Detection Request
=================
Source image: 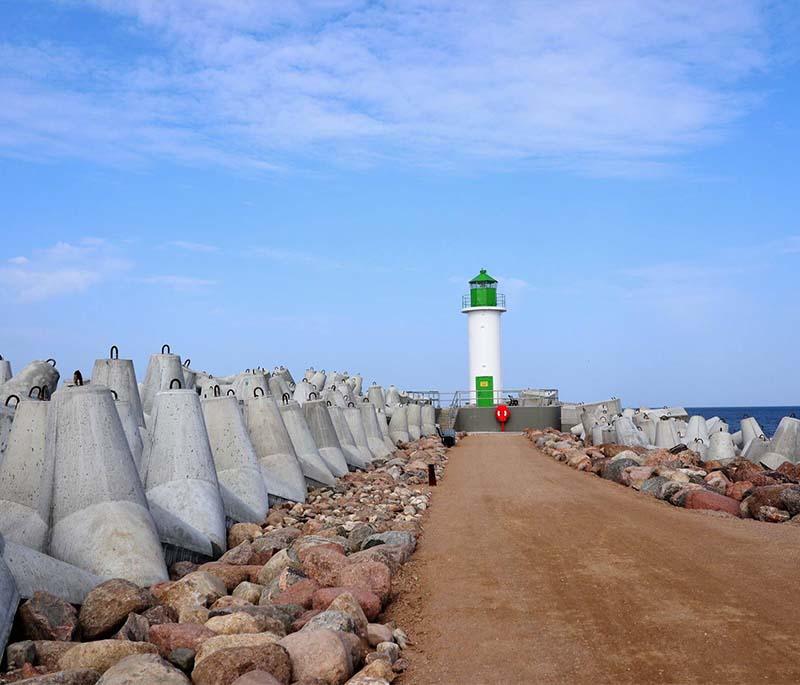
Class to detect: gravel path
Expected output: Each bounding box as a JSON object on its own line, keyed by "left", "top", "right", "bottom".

{"left": 389, "top": 433, "right": 800, "bottom": 684}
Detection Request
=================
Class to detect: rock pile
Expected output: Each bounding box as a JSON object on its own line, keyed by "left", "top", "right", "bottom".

{"left": 1, "top": 436, "right": 449, "bottom": 685}
{"left": 527, "top": 428, "right": 800, "bottom": 524}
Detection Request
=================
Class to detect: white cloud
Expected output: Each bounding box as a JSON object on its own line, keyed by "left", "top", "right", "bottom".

{"left": 0, "top": 0, "right": 770, "bottom": 175}
{"left": 0, "top": 239, "right": 132, "bottom": 302}
{"left": 140, "top": 275, "right": 216, "bottom": 290}
{"left": 250, "top": 246, "right": 345, "bottom": 269}
{"left": 167, "top": 240, "right": 219, "bottom": 253}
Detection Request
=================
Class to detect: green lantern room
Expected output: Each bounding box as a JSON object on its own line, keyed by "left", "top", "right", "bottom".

{"left": 469, "top": 269, "right": 498, "bottom": 307}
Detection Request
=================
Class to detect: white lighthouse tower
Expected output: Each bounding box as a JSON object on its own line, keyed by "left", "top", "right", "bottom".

{"left": 462, "top": 269, "right": 506, "bottom": 407}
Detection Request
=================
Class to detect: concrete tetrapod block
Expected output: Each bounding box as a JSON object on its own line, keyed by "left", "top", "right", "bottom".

{"left": 685, "top": 416, "right": 710, "bottom": 457}
{"left": 343, "top": 406, "right": 374, "bottom": 465}
{"left": 309, "top": 371, "right": 327, "bottom": 394}
{"left": 268, "top": 375, "right": 292, "bottom": 403}
{"left": 654, "top": 418, "right": 680, "bottom": 449}
{"left": 570, "top": 423, "right": 585, "bottom": 438}
{"left": 91, "top": 349, "right": 145, "bottom": 427}
{"left": 0, "top": 537, "right": 19, "bottom": 657}
{"left": 0, "top": 398, "right": 52, "bottom": 551}
{"left": 0, "top": 403, "right": 13, "bottom": 460}
{"left": 2, "top": 539, "right": 101, "bottom": 603}
{"left": 706, "top": 430, "right": 736, "bottom": 464}
{"left": 293, "top": 379, "right": 315, "bottom": 406}
{"left": 760, "top": 451, "right": 789, "bottom": 471}
{"left": 140, "top": 348, "right": 184, "bottom": 417}
{"left": 743, "top": 435, "right": 770, "bottom": 463}
{"left": 233, "top": 371, "right": 270, "bottom": 400}
{"left": 243, "top": 394, "right": 306, "bottom": 503}
{"left": 388, "top": 405, "right": 410, "bottom": 445}
{"left": 349, "top": 374, "right": 363, "bottom": 397}
{"left": 143, "top": 389, "right": 227, "bottom": 560}
{"left": 0, "top": 360, "right": 59, "bottom": 407}
{"left": 385, "top": 385, "right": 401, "bottom": 412}
{"left": 115, "top": 398, "right": 145, "bottom": 476}
{"left": 303, "top": 400, "right": 349, "bottom": 477}
{"left": 614, "top": 416, "right": 649, "bottom": 447}
{"left": 731, "top": 430, "right": 743, "bottom": 447}
{"left": 279, "top": 400, "right": 336, "bottom": 487}
{"left": 367, "top": 385, "right": 386, "bottom": 412}
{"left": 47, "top": 384, "right": 168, "bottom": 586}
{"left": 637, "top": 416, "right": 657, "bottom": 445}
{"left": 327, "top": 405, "right": 369, "bottom": 469}
{"left": 706, "top": 417, "right": 729, "bottom": 434}
{"left": 767, "top": 416, "right": 800, "bottom": 463}
{"left": 421, "top": 403, "right": 436, "bottom": 437}
{"left": 0, "top": 357, "right": 11, "bottom": 385}
{"left": 272, "top": 366, "right": 295, "bottom": 389}
{"left": 359, "top": 404, "right": 392, "bottom": 460}
{"left": 741, "top": 417, "right": 766, "bottom": 447}
{"left": 406, "top": 404, "right": 422, "bottom": 442}
{"left": 201, "top": 395, "right": 269, "bottom": 524}
{"left": 322, "top": 387, "right": 347, "bottom": 409}
{"left": 592, "top": 423, "right": 616, "bottom": 446}
{"left": 376, "top": 408, "right": 396, "bottom": 452}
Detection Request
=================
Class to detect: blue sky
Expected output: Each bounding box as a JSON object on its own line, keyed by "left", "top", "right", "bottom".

{"left": 1, "top": 0, "right": 799, "bottom": 406}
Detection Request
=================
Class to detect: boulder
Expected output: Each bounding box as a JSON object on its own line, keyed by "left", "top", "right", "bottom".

{"left": 58, "top": 641, "right": 158, "bottom": 674}
{"left": 726, "top": 481, "right": 754, "bottom": 502}
{"left": 757, "top": 506, "right": 791, "bottom": 523}
{"left": 601, "top": 458, "right": 640, "bottom": 484}
{"left": 337, "top": 562, "right": 391, "bottom": 602}
{"left": 256, "top": 551, "right": 299, "bottom": 587}
{"left": 300, "top": 610, "right": 356, "bottom": 634}
{"left": 232, "top": 582, "right": 264, "bottom": 605}
{"left": 12, "top": 671, "right": 101, "bottom": 684}
{"left": 231, "top": 671, "right": 283, "bottom": 685}
{"left": 95, "top": 653, "right": 190, "bottom": 684}
{"left": 326, "top": 592, "right": 368, "bottom": 637}
{"left": 621, "top": 466, "right": 654, "bottom": 489}
{"left": 312, "top": 588, "right": 381, "bottom": 621}
{"left": 140, "top": 605, "right": 177, "bottom": 627}
{"left": 279, "top": 629, "right": 352, "bottom": 685}
{"left": 300, "top": 547, "right": 349, "bottom": 588}
{"left": 19, "top": 592, "right": 78, "bottom": 642}
{"left": 156, "top": 572, "right": 226, "bottom": 613}
{"left": 268, "top": 579, "right": 320, "bottom": 609}
{"left": 112, "top": 613, "right": 149, "bottom": 642}
{"left": 204, "top": 612, "right": 271, "bottom": 635}
{"left": 147, "top": 623, "right": 216, "bottom": 658}
{"left": 196, "top": 563, "right": 261, "bottom": 592}
{"left": 682, "top": 490, "right": 740, "bottom": 517}
{"left": 191, "top": 644, "right": 292, "bottom": 685}
{"left": 346, "top": 658, "right": 395, "bottom": 683}
{"left": 366, "top": 624, "right": 393, "bottom": 648}
{"left": 228, "top": 524, "right": 264, "bottom": 549}
{"left": 740, "top": 484, "right": 799, "bottom": 518}
{"left": 194, "top": 633, "right": 283, "bottom": 666}
{"left": 639, "top": 476, "right": 669, "bottom": 498}
{"left": 32, "top": 641, "right": 80, "bottom": 670}
{"left": 79, "top": 580, "right": 154, "bottom": 640}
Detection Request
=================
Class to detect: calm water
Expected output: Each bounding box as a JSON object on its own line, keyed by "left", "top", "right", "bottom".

{"left": 686, "top": 407, "right": 800, "bottom": 438}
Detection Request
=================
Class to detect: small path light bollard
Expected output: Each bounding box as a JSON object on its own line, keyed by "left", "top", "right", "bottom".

{"left": 428, "top": 463, "right": 437, "bottom": 486}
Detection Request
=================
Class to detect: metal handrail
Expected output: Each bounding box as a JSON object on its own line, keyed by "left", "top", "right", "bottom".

{"left": 406, "top": 388, "right": 559, "bottom": 409}
{"left": 461, "top": 293, "right": 506, "bottom": 309}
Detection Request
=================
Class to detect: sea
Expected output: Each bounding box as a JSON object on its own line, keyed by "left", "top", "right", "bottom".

{"left": 685, "top": 407, "right": 800, "bottom": 438}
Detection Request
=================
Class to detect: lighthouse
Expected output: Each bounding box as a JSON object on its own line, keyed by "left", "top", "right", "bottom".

{"left": 462, "top": 269, "right": 506, "bottom": 407}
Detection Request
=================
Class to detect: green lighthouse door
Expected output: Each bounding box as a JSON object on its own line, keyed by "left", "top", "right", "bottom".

{"left": 475, "top": 376, "right": 494, "bottom": 407}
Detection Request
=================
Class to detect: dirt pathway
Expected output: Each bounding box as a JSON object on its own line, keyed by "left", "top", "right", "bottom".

{"left": 389, "top": 434, "right": 800, "bottom": 684}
